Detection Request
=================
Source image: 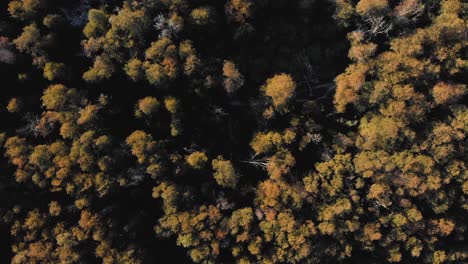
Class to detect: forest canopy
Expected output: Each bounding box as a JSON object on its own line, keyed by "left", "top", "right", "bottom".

{"left": 0, "top": 0, "right": 466, "bottom": 263}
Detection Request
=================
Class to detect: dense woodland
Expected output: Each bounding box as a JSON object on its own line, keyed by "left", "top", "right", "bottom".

{"left": 0, "top": 0, "right": 466, "bottom": 263}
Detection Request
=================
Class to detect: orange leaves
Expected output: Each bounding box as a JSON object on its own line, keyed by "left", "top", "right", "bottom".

{"left": 263, "top": 73, "right": 296, "bottom": 110}
{"left": 225, "top": 0, "right": 254, "bottom": 24}
{"left": 223, "top": 60, "right": 244, "bottom": 94}
{"left": 363, "top": 223, "right": 382, "bottom": 241}
{"left": 126, "top": 130, "right": 156, "bottom": 164}
{"left": 356, "top": 115, "right": 404, "bottom": 151}
{"left": 135, "top": 96, "right": 159, "bottom": 118}
{"left": 394, "top": 0, "right": 424, "bottom": 19}
{"left": 356, "top": 0, "right": 389, "bottom": 16}
{"left": 432, "top": 82, "right": 466, "bottom": 105}
{"left": 334, "top": 63, "right": 369, "bottom": 113}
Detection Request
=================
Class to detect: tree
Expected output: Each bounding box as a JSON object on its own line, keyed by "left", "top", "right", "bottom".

{"left": 145, "top": 63, "right": 166, "bottom": 86}
{"left": 190, "top": 7, "right": 215, "bottom": 26}
{"left": 8, "top": 0, "right": 42, "bottom": 20}
{"left": 49, "top": 201, "right": 61, "bottom": 216}
{"left": 432, "top": 82, "right": 466, "bottom": 105}
{"left": 355, "top": 0, "right": 389, "bottom": 17}
{"left": 7, "top": 97, "right": 23, "bottom": 113}
{"left": 43, "top": 62, "right": 66, "bottom": 81}
{"left": 43, "top": 14, "right": 64, "bottom": 30}
{"left": 225, "top": 0, "right": 254, "bottom": 24}
{"left": 125, "top": 58, "right": 144, "bottom": 81}
{"left": 223, "top": 60, "right": 244, "bottom": 94}
{"left": 13, "top": 23, "right": 41, "bottom": 55}
{"left": 212, "top": 156, "right": 239, "bottom": 188}
{"left": 83, "top": 55, "right": 114, "bottom": 82}
{"left": 135, "top": 97, "right": 159, "bottom": 118}
{"left": 186, "top": 151, "right": 208, "bottom": 169}
{"left": 126, "top": 130, "right": 156, "bottom": 164}
{"left": 263, "top": 74, "right": 296, "bottom": 110}
{"left": 83, "top": 9, "right": 108, "bottom": 39}
{"left": 41, "top": 84, "right": 79, "bottom": 111}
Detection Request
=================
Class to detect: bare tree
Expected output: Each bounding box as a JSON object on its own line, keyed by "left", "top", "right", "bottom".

{"left": 362, "top": 16, "right": 393, "bottom": 37}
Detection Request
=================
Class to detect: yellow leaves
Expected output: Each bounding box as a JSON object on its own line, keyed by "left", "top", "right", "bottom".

{"left": 5, "top": 136, "right": 30, "bottom": 168}
{"left": 190, "top": 7, "right": 215, "bottom": 25}
{"left": 263, "top": 73, "right": 296, "bottom": 109}
{"left": 387, "top": 246, "right": 402, "bottom": 262}
{"left": 179, "top": 40, "right": 195, "bottom": 59}
{"left": 348, "top": 42, "right": 377, "bottom": 62}
{"left": 78, "top": 105, "right": 99, "bottom": 125}
{"left": 250, "top": 131, "right": 282, "bottom": 155}
{"left": 319, "top": 198, "right": 352, "bottom": 222}
{"left": 256, "top": 180, "right": 281, "bottom": 209}
{"left": 108, "top": 3, "right": 149, "bottom": 41}
{"left": 247, "top": 236, "right": 262, "bottom": 256}
{"left": 250, "top": 129, "right": 294, "bottom": 155}
{"left": 125, "top": 130, "right": 156, "bottom": 164}
{"left": 164, "top": 96, "right": 179, "bottom": 114}
{"left": 432, "top": 250, "right": 447, "bottom": 264}
{"left": 189, "top": 246, "right": 210, "bottom": 263}
{"left": 427, "top": 175, "right": 442, "bottom": 190}
{"left": 318, "top": 222, "right": 335, "bottom": 235}
{"left": 427, "top": 123, "right": 464, "bottom": 163}
{"left": 303, "top": 173, "right": 319, "bottom": 194}
{"left": 392, "top": 213, "right": 408, "bottom": 228}
{"left": 83, "top": 55, "right": 115, "bottom": 83}
{"left": 145, "top": 38, "right": 174, "bottom": 61}
{"left": 43, "top": 62, "right": 66, "bottom": 81}
{"left": 124, "top": 58, "right": 144, "bottom": 81}
{"left": 354, "top": 150, "right": 389, "bottom": 178}
{"left": 29, "top": 145, "right": 51, "bottom": 171}
{"left": 145, "top": 63, "right": 166, "bottom": 86}
{"left": 7, "top": 97, "right": 22, "bottom": 113}
{"left": 266, "top": 150, "right": 295, "bottom": 180}
{"left": 313, "top": 153, "right": 352, "bottom": 196}
{"left": 152, "top": 182, "right": 178, "bottom": 213}
{"left": 440, "top": 0, "right": 462, "bottom": 15}
{"left": 229, "top": 207, "right": 253, "bottom": 235}
{"left": 8, "top": 0, "right": 42, "bottom": 20}
{"left": 432, "top": 82, "right": 466, "bottom": 105}
{"left": 390, "top": 32, "right": 425, "bottom": 57}
{"left": 356, "top": 115, "right": 404, "bottom": 151}
{"left": 406, "top": 208, "right": 422, "bottom": 222}
{"left": 186, "top": 151, "right": 208, "bottom": 169}
{"left": 333, "top": 0, "right": 355, "bottom": 22}
{"left": 367, "top": 183, "right": 386, "bottom": 199}
{"left": 41, "top": 84, "right": 78, "bottom": 111}
{"left": 212, "top": 156, "right": 239, "bottom": 188}
{"left": 177, "top": 233, "right": 195, "bottom": 248}
{"left": 83, "top": 9, "right": 108, "bottom": 39}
